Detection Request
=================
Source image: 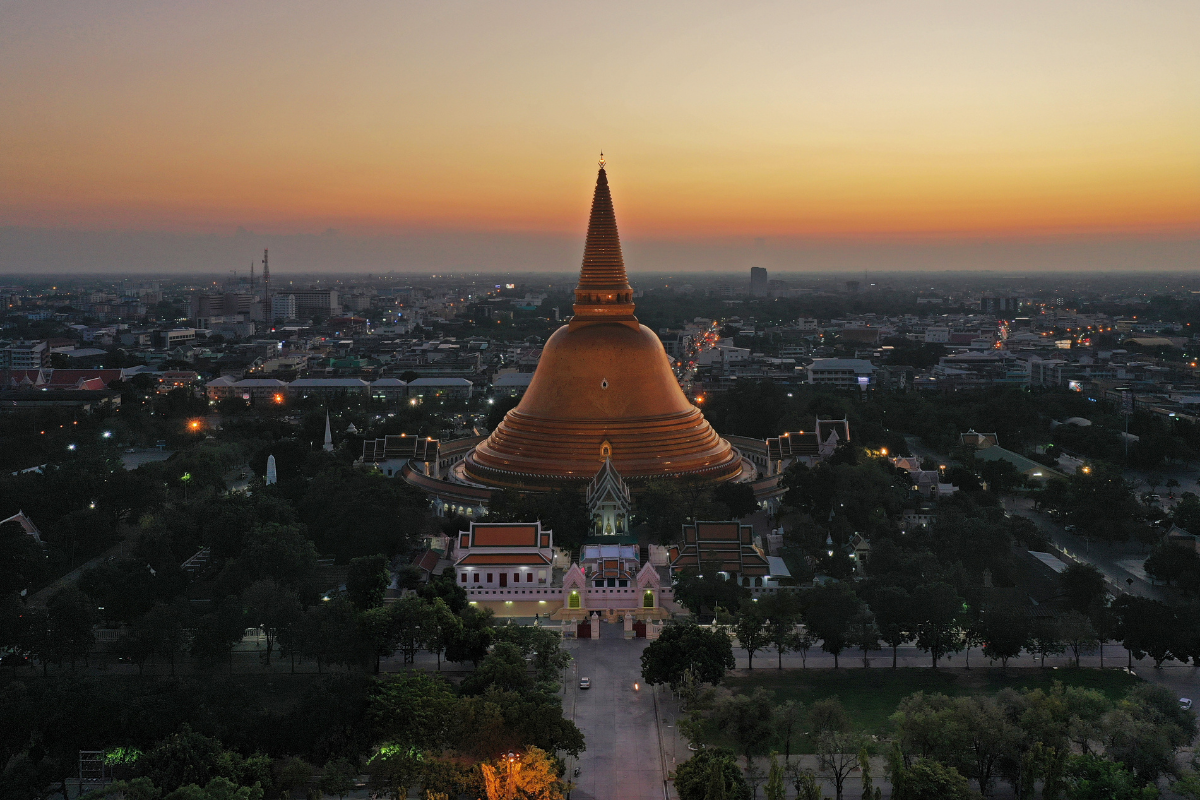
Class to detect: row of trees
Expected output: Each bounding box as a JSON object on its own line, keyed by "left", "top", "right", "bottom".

{"left": 673, "top": 682, "right": 1192, "bottom": 800}
{"left": 890, "top": 682, "right": 1193, "bottom": 796}
{"left": 724, "top": 574, "right": 1196, "bottom": 673}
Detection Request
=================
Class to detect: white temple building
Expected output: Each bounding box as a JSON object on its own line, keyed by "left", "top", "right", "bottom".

{"left": 586, "top": 457, "right": 631, "bottom": 536}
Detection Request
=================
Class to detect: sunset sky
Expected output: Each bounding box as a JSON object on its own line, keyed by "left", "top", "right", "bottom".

{"left": 1, "top": 1, "right": 1198, "bottom": 272}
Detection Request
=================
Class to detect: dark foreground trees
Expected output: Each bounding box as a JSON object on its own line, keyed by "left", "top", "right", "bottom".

{"left": 641, "top": 622, "right": 735, "bottom": 689}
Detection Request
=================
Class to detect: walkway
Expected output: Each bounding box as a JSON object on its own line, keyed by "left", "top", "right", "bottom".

{"left": 562, "top": 622, "right": 666, "bottom": 800}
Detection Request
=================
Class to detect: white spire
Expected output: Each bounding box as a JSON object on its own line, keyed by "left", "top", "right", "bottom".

{"left": 266, "top": 454, "right": 277, "bottom": 485}
{"left": 323, "top": 411, "right": 334, "bottom": 452}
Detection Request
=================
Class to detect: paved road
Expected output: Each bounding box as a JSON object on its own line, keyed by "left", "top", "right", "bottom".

{"left": 1001, "top": 495, "right": 1168, "bottom": 602}
{"left": 562, "top": 622, "right": 666, "bottom": 800}
{"left": 120, "top": 447, "right": 174, "bottom": 470}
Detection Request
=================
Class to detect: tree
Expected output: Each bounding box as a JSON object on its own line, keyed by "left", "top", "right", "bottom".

{"left": 847, "top": 606, "right": 881, "bottom": 667}
{"left": 867, "top": 586, "right": 913, "bottom": 668}
{"left": 951, "top": 695, "right": 1017, "bottom": 797}
{"left": 227, "top": 523, "right": 319, "bottom": 595}
{"left": 760, "top": 592, "right": 802, "bottom": 669}
{"left": 1062, "top": 754, "right": 1158, "bottom": 800}
{"left": 816, "top": 731, "right": 864, "bottom": 800}
{"left": 346, "top": 554, "right": 390, "bottom": 610}
{"left": 388, "top": 596, "right": 428, "bottom": 666}
{"left": 891, "top": 759, "right": 973, "bottom": 800}
{"left": 774, "top": 701, "right": 804, "bottom": 765}
{"left": 240, "top": 579, "right": 301, "bottom": 664}
{"left": 1102, "top": 683, "right": 1195, "bottom": 784}
{"left": 859, "top": 747, "right": 880, "bottom": 800}
{"left": 674, "top": 749, "right": 751, "bottom": 800}
{"left": 418, "top": 568, "right": 469, "bottom": 614}
{"left": 809, "top": 697, "right": 851, "bottom": 736}
{"left": 910, "top": 583, "right": 963, "bottom": 668}
{"left": 765, "top": 753, "right": 786, "bottom": 800}
{"left": 46, "top": 587, "right": 97, "bottom": 670}
{"left": 137, "top": 601, "right": 191, "bottom": 676}
{"left": 445, "top": 604, "right": 494, "bottom": 666}
{"left": 276, "top": 757, "right": 314, "bottom": 798}
{"left": 786, "top": 764, "right": 824, "bottom": 800}
{"left": 1059, "top": 610, "right": 1099, "bottom": 668}
{"left": 674, "top": 570, "right": 750, "bottom": 617}
{"left": 712, "top": 688, "right": 775, "bottom": 768}
{"left": 479, "top": 747, "right": 568, "bottom": 800}
{"left": 460, "top": 642, "right": 533, "bottom": 695}
{"left": 134, "top": 725, "right": 226, "bottom": 793}
{"left": 493, "top": 623, "right": 572, "bottom": 681}
{"left": 978, "top": 605, "right": 1031, "bottom": 671}
{"left": 368, "top": 744, "right": 424, "bottom": 799}
{"left": 368, "top": 671, "right": 457, "bottom": 751}
{"left": 190, "top": 598, "right": 246, "bottom": 672}
{"left": 734, "top": 602, "right": 770, "bottom": 670}
{"left": 641, "top": 622, "right": 735, "bottom": 689}
{"left": 1113, "top": 595, "right": 1181, "bottom": 668}
{"left": 318, "top": 758, "right": 357, "bottom": 800}
{"left": 804, "top": 584, "right": 864, "bottom": 668}
{"left": 1060, "top": 563, "right": 1107, "bottom": 613}
{"left": 420, "top": 597, "right": 462, "bottom": 671}
{"left": 714, "top": 481, "right": 759, "bottom": 519}
{"left": 792, "top": 627, "right": 816, "bottom": 669}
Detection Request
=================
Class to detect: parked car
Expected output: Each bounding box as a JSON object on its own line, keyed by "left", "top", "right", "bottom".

{"left": 579, "top": 677, "right": 591, "bottom": 690}
{"left": 1181, "top": 698, "right": 1192, "bottom": 711}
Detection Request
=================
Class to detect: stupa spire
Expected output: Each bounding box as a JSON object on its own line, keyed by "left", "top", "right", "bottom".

{"left": 572, "top": 156, "right": 637, "bottom": 327}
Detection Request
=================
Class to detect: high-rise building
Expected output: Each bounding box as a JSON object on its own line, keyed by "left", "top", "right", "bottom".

{"left": 749, "top": 267, "right": 768, "bottom": 297}
{"left": 288, "top": 289, "right": 339, "bottom": 318}
{"left": 0, "top": 340, "right": 49, "bottom": 369}
{"left": 271, "top": 294, "right": 297, "bottom": 322}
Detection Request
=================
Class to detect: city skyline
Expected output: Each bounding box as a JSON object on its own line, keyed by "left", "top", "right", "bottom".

{"left": 1, "top": 1, "right": 1198, "bottom": 273}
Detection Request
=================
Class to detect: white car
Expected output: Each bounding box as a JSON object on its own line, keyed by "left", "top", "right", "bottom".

{"left": 579, "top": 677, "right": 591, "bottom": 690}
{"left": 1181, "top": 698, "right": 1192, "bottom": 711}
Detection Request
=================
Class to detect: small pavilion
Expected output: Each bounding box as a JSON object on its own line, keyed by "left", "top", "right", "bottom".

{"left": 585, "top": 457, "right": 631, "bottom": 536}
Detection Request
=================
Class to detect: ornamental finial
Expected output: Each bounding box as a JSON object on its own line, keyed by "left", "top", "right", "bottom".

{"left": 598, "top": 151, "right": 605, "bottom": 169}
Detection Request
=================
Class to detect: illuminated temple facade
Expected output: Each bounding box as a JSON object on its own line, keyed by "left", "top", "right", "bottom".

{"left": 462, "top": 160, "right": 743, "bottom": 491}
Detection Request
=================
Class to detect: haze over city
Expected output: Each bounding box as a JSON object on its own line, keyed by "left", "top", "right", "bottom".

{"left": 2, "top": 1, "right": 1198, "bottom": 273}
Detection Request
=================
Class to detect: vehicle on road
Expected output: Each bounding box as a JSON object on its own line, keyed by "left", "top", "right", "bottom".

{"left": 1181, "top": 698, "right": 1192, "bottom": 711}
{"left": 579, "top": 677, "right": 590, "bottom": 690}
{"left": 1064, "top": 524, "right": 1077, "bottom": 532}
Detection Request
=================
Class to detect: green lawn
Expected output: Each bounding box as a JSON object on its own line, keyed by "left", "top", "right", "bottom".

{"left": 703, "top": 667, "right": 1140, "bottom": 752}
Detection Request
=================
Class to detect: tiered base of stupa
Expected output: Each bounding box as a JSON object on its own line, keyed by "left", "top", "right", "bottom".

{"left": 462, "top": 407, "right": 743, "bottom": 491}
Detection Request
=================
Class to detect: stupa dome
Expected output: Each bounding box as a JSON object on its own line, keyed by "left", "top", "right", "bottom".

{"left": 463, "top": 159, "right": 741, "bottom": 490}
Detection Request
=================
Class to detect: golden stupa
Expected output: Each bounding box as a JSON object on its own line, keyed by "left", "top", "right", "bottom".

{"left": 463, "top": 157, "right": 742, "bottom": 490}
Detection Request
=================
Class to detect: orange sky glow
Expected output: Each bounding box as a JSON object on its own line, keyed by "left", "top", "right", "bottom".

{"left": 1, "top": 1, "right": 1198, "bottom": 247}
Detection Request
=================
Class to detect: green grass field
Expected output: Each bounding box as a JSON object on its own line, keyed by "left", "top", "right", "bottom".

{"left": 702, "top": 667, "right": 1141, "bottom": 752}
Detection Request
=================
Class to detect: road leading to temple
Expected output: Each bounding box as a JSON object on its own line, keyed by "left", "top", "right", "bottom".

{"left": 562, "top": 622, "right": 667, "bottom": 800}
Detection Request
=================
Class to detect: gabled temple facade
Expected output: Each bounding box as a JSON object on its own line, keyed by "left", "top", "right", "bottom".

{"left": 586, "top": 457, "right": 631, "bottom": 535}
{"left": 765, "top": 417, "right": 851, "bottom": 475}
{"left": 0, "top": 511, "right": 43, "bottom": 545}
{"left": 449, "top": 521, "right": 669, "bottom": 620}
{"left": 670, "top": 521, "right": 770, "bottom": 585}
{"left": 453, "top": 521, "right": 556, "bottom": 591}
